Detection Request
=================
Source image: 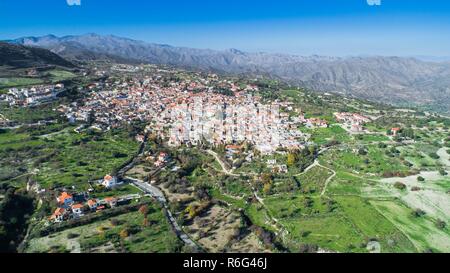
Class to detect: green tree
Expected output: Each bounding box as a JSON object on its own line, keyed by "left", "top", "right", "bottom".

{"left": 287, "top": 153, "right": 297, "bottom": 167}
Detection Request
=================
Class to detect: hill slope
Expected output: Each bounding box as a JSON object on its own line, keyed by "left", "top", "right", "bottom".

{"left": 0, "top": 41, "right": 75, "bottom": 69}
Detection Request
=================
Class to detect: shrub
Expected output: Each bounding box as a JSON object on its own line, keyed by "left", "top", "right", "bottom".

{"left": 378, "top": 143, "right": 387, "bottom": 149}
{"left": 66, "top": 233, "right": 79, "bottom": 239}
{"left": 394, "top": 182, "right": 406, "bottom": 190}
{"left": 436, "top": 219, "right": 447, "bottom": 230}
{"left": 412, "top": 209, "right": 426, "bottom": 218}
{"left": 429, "top": 153, "right": 440, "bottom": 160}
{"left": 298, "top": 243, "right": 318, "bottom": 253}
{"left": 300, "top": 231, "right": 311, "bottom": 238}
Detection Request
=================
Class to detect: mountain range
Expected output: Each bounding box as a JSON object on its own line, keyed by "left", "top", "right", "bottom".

{"left": 5, "top": 33, "right": 450, "bottom": 113}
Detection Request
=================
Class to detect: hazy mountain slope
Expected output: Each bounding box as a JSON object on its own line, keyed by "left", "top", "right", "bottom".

{"left": 8, "top": 34, "right": 450, "bottom": 112}
{"left": 0, "top": 41, "right": 75, "bottom": 69}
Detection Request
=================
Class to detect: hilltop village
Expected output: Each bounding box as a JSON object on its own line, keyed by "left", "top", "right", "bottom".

{"left": 55, "top": 66, "right": 358, "bottom": 155}
{"left": 1, "top": 62, "right": 449, "bottom": 254}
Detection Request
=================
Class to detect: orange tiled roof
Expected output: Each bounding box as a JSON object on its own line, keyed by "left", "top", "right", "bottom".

{"left": 87, "top": 199, "right": 98, "bottom": 206}
{"left": 71, "top": 204, "right": 84, "bottom": 209}
{"left": 57, "top": 192, "right": 73, "bottom": 203}
{"left": 53, "top": 208, "right": 66, "bottom": 216}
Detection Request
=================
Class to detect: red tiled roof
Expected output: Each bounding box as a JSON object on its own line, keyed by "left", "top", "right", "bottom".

{"left": 104, "top": 175, "right": 113, "bottom": 181}
{"left": 57, "top": 192, "right": 73, "bottom": 203}
{"left": 87, "top": 199, "right": 98, "bottom": 206}
{"left": 71, "top": 204, "right": 84, "bottom": 209}
{"left": 53, "top": 208, "right": 66, "bottom": 216}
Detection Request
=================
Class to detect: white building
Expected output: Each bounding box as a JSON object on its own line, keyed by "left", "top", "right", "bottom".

{"left": 102, "top": 175, "right": 118, "bottom": 189}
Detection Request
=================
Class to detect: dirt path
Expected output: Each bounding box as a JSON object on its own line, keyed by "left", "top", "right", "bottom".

{"left": 207, "top": 150, "right": 237, "bottom": 176}
{"left": 295, "top": 151, "right": 336, "bottom": 197}
{"left": 437, "top": 147, "right": 450, "bottom": 168}
{"left": 319, "top": 163, "right": 336, "bottom": 196}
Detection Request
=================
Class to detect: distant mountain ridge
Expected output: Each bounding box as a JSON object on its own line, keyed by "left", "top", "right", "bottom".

{"left": 7, "top": 33, "right": 450, "bottom": 113}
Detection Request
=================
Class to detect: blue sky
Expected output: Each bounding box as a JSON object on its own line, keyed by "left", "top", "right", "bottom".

{"left": 1, "top": 0, "right": 450, "bottom": 56}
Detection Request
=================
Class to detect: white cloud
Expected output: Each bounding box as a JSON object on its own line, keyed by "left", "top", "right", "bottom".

{"left": 367, "top": 0, "right": 381, "bottom": 6}
{"left": 67, "top": 0, "right": 81, "bottom": 6}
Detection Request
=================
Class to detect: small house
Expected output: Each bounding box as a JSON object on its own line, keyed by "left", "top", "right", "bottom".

{"left": 87, "top": 199, "right": 99, "bottom": 211}
{"left": 102, "top": 175, "right": 118, "bottom": 189}
{"left": 50, "top": 208, "right": 67, "bottom": 223}
{"left": 71, "top": 203, "right": 84, "bottom": 217}
{"left": 56, "top": 192, "right": 73, "bottom": 208}
{"left": 391, "top": 127, "right": 401, "bottom": 136}
{"left": 104, "top": 197, "right": 118, "bottom": 208}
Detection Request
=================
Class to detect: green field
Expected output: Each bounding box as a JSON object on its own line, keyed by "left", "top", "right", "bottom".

{"left": 370, "top": 200, "right": 450, "bottom": 252}
{"left": 326, "top": 171, "right": 367, "bottom": 195}
{"left": 335, "top": 196, "right": 417, "bottom": 253}
{"left": 262, "top": 194, "right": 418, "bottom": 252}
{"left": 0, "top": 77, "right": 44, "bottom": 89}
{"left": 0, "top": 102, "right": 63, "bottom": 123}
{"left": 296, "top": 165, "right": 333, "bottom": 194}
{"left": 357, "top": 134, "right": 390, "bottom": 143}
{"left": 0, "top": 121, "right": 139, "bottom": 192}
{"left": 283, "top": 214, "right": 366, "bottom": 252}
{"left": 306, "top": 125, "right": 351, "bottom": 146}
{"left": 36, "top": 129, "right": 139, "bottom": 190}
{"left": 320, "top": 145, "right": 410, "bottom": 176}
{"left": 47, "top": 70, "right": 77, "bottom": 82}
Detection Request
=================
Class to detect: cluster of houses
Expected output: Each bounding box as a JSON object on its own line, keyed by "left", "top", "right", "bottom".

{"left": 144, "top": 151, "right": 171, "bottom": 168}
{"left": 159, "top": 94, "right": 307, "bottom": 155}
{"left": 57, "top": 68, "right": 259, "bottom": 132}
{"left": 153, "top": 152, "right": 170, "bottom": 167}
{"left": 50, "top": 191, "right": 112, "bottom": 223}
{"left": 55, "top": 66, "right": 309, "bottom": 155}
{"left": 1, "top": 84, "right": 65, "bottom": 106}
{"left": 334, "top": 112, "right": 371, "bottom": 132}
{"left": 292, "top": 115, "right": 329, "bottom": 129}
{"left": 49, "top": 175, "right": 123, "bottom": 223}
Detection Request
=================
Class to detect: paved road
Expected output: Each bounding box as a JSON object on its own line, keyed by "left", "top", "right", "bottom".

{"left": 125, "top": 177, "right": 198, "bottom": 249}
{"left": 116, "top": 134, "right": 199, "bottom": 250}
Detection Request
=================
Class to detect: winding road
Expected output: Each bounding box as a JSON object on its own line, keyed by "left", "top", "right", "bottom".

{"left": 124, "top": 177, "right": 198, "bottom": 249}
{"left": 116, "top": 135, "right": 199, "bottom": 250}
